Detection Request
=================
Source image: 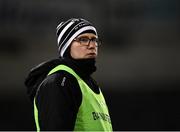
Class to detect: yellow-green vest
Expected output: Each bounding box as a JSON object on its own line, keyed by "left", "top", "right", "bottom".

{"left": 34, "top": 64, "right": 113, "bottom": 131}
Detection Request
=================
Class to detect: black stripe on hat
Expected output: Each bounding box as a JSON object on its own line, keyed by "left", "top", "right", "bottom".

{"left": 56, "top": 18, "right": 74, "bottom": 36}
{"left": 59, "top": 22, "right": 91, "bottom": 46}
{"left": 58, "top": 21, "right": 83, "bottom": 45}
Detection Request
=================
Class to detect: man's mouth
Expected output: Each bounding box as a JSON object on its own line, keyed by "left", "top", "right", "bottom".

{"left": 88, "top": 52, "right": 96, "bottom": 55}
{"left": 86, "top": 53, "right": 97, "bottom": 58}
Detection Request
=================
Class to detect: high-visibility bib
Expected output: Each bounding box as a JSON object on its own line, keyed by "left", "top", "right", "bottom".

{"left": 34, "top": 64, "right": 113, "bottom": 131}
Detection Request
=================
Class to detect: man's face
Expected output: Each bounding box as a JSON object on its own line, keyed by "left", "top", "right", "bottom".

{"left": 70, "top": 33, "right": 98, "bottom": 59}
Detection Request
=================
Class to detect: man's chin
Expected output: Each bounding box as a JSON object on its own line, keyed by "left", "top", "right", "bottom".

{"left": 86, "top": 56, "right": 96, "bottom": 59}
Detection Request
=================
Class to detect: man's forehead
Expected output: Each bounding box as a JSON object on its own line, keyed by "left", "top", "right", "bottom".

{"left": 77, "top": 33, "right": 97, "bottom": 38}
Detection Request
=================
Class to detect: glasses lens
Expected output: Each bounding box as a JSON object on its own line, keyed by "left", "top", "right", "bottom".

{"left": 79, "top": 38, "right": 89, "bottom": 44}
{"left": 75, "top": 37, "right": 101, "bottom": 46}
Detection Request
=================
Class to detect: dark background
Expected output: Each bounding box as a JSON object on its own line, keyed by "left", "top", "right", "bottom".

{"left": 0, "top": 0, "right": 180, "bottom": 130}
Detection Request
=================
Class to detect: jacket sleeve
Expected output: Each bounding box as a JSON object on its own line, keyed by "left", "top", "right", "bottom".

{"left": 35, "top": 71, "right": 82, "bottom": 131}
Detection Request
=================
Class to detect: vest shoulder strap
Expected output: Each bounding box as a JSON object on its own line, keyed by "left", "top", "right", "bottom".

{"left": 48, "top": 64, "right": 80, "bottom": 80}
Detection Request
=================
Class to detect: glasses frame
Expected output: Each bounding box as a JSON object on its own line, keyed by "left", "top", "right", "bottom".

{"left": 73, "top": 37, "right": 101, "bottom": 47}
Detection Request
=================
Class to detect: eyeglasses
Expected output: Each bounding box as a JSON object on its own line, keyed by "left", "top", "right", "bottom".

{"left": 73, "top": 37, "right": 101, "bottom": 47}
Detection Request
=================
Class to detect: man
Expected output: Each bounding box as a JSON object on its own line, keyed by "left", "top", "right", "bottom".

{"left": 25, "top": 18, "right": 113, "bottom": 131}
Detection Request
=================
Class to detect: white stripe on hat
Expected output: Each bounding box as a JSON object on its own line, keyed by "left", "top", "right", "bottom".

{"left": 59, "top": 21, "right": 85, "bottom": 48}
{"left": 56, "top": 22, "right": 64, "bottom": 30}
{"left": 60, "top": 26, "right": 97, "bottom": 57}
{"left": 57, "top": 21, "right": 75, "bottom": 45}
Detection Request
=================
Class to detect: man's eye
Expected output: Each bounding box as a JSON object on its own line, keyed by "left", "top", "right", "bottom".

{"left": 91, "top": 38, "right": 98, "bottom": 42}
{"left": 79, "top": 38, "right": 89, "bottom": 42}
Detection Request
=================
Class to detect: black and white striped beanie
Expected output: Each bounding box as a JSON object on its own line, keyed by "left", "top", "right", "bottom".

{"left": 56, "top": 18, "right": 97, "bottom": 57}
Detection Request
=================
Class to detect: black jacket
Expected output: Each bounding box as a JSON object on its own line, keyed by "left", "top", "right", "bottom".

{"left": 25, "top": 58, "right": 100, "bottom": 131}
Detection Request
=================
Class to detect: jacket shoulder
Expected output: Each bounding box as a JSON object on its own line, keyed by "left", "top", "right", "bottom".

{"left": 37, "top": 70, "right": 82, "bottom": 106}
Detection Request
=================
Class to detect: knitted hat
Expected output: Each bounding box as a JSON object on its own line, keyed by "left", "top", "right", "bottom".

{"left": 56, "top": 18, "right": 98, "bottom": 57}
